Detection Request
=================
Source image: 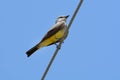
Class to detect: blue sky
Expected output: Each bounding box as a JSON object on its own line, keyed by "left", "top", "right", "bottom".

{"left": 0, "top": 0, "right": 120, "bottom": 80}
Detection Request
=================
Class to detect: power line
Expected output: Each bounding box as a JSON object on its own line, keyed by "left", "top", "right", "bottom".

{"left": 41, "top": 0, "right": 83, "bottom": 80}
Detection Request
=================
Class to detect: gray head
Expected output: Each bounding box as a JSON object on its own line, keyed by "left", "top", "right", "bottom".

{"left": 56, "top": 15, "right": 69, "bottom": 23}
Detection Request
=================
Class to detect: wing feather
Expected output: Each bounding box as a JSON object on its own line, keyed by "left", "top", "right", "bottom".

{"left": 40, "top": 22, "right": 65, "bottom": 42}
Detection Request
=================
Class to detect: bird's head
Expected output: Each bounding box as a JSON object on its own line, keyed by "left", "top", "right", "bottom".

{"left": 56, "top": 15, "right": 69, "bottom": 23}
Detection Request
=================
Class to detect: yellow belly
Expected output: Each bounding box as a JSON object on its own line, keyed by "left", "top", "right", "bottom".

{"left": 39, "top": 29, "right": 65, "bottom": 47}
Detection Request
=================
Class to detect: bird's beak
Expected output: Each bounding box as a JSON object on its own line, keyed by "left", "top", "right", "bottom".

{"left": 65, "top": 15, "right": 69, "bottom": 18}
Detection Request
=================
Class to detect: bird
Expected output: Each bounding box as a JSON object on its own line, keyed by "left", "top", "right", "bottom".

{"left": 26, "top": 15, "right": 69, "bottom": 57}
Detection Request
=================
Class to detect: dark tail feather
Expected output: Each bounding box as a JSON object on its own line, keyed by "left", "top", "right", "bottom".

{"left": 26, "top": 45, "right": 39, "bottom": 57}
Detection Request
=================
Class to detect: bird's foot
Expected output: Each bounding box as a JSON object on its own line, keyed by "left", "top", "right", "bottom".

{"left": 55, "top": 43, "right": 60, "bottom": 49}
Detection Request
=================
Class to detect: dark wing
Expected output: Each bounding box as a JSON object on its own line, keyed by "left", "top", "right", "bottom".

{"left": 40, "top": 22, "right": 65, "bottom": 43}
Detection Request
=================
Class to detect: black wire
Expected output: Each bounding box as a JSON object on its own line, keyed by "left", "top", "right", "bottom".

{"left": 68, "top": 0, "right": 83, "bottom": 30}
{"left": 41, "top": 0, "right": 83, "bottom": 80}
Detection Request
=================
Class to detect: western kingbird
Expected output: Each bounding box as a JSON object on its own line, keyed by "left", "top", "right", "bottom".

{"left": 26, "top": 15, "right": 69, "bottom": 57}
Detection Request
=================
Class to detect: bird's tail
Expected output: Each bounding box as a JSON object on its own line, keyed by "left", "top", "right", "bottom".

{"left": 26, "top": 45, "right": 40, "bottom": 57}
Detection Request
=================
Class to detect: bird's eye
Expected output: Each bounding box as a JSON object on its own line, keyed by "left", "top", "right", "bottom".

{"left": 59, "top": 16, "right": 63, "bottom": 18}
